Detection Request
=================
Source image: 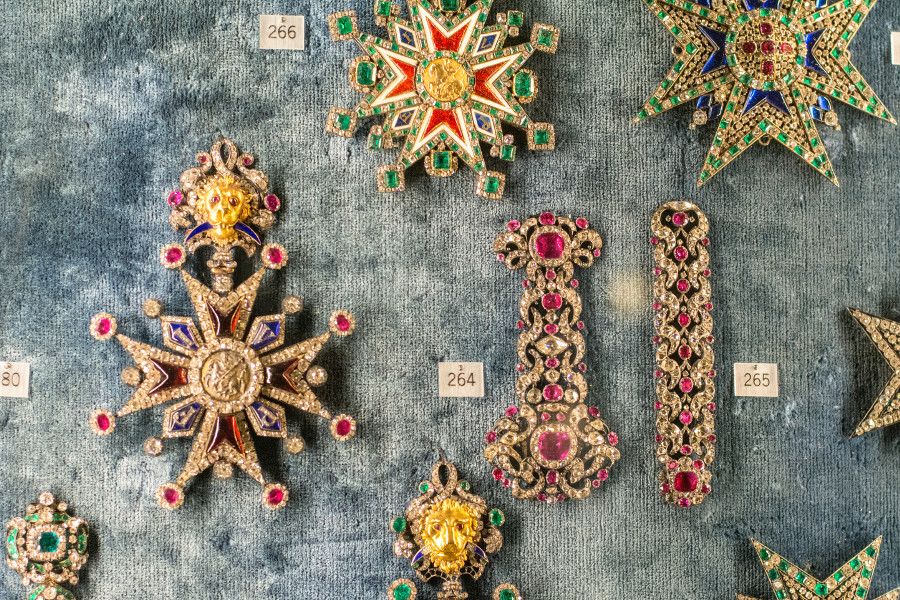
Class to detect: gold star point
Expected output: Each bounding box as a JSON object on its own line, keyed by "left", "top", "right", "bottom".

{"left": 849, "top": 308, "right": 900, "bottom": 437}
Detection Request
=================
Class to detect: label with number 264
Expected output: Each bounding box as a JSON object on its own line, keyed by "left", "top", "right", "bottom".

{"left": 438, "top": 362, "right": 485, "bottom": 398}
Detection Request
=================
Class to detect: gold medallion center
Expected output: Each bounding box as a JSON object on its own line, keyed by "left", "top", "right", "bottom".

{"left": 419, "top": 497, "right": 481, "bottom": 575}
{"left": 200, "top": 350, "right": 251, "bottom": 402}
{"left": 423, "top": 57, "right": 469, "bottom": 102}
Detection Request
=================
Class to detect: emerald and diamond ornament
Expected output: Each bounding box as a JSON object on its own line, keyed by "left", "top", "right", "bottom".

{"left": 5, "top": 493, "right": 89, "bottom": 600}
{"left": 387, "top": 459, "right": 521, "bottom": 600}
{"left": 848, "top": 308, "right": 900, "bottom": 436}
{"left": 636, "top": 0, "right": 895, "bottom": 185}
{"left": 739, "top": 538, "right": 898, "bottom": 600}
{"left": 326, "top": 0, "right": 559, "bottom": 198}
{"left": 89, "top": 139, "right": 358, "bottom": 510}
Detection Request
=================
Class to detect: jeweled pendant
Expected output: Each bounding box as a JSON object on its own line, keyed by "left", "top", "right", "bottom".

{"left": 89, "top": 139, "right": 358, "bottom": 510}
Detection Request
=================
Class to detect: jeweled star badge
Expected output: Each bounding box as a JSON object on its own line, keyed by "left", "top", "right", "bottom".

{"left": 5, "top": 493, "right": 89, "bottom": 600}
{"left": 89, "top": 139, "right": 358, "bottom": 510}
{"left": 636, "top": 0, "right": 895, "bottom": 185}
{"left": 387, "top": 459, "right": 522, "bottom": 600}
{"left": 326, "top": 0, "right": 559, "bottom": 198}
{"left": 739, "top": 538, "right": 898, "bottom": 600}
{"left": 848, "top": 308, "right": 900, "bottom": 436}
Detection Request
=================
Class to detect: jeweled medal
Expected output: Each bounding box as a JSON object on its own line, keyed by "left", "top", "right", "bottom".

{"left": 636, "top": 0, "right": 895, "bottom": 185}
{"left": 326, "top": 0, "right": 559, "bottom": 198}
{"left": 89, "top": 139, "right": 358, "bottom": 510}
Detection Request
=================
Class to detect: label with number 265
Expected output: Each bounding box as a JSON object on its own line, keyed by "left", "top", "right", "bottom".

{"left": 733, "top": 362, "right": 779, "bottom": 398}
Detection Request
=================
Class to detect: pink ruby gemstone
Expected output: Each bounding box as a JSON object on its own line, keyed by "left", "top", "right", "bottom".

{"left": 597, "top": 469, "right": 609, "bottom": 481}
{"left": 760, "top": 21, "right": 773, "bottom": 35}
{"left": 588, "top": 406, "right": 599, "bottom": 418}
{"left": 762, "top": 60, "right": 775, "bottom": 76}
{"left": 780, "top": 42, "right": 793, "bottom": 53}
{"left": 96, "top": 413, "right": 111, "bottom": 431}
{"left": 541, "top": 412, "right": 550, "bottom": 422}
{"left": 545, "top": 269, "right": 556, "bottom": 280}
{"left": 542, "top": 293, "right": 562, "bottom": 310}
{"left": 496, "top": 253, "right": 505, "bottom": 262}
{"left": 163, "top": 488, "right": 179, "bottom": 504}
{"left": 655, "top": 434, "right": 663, "bottom": 442}
{"left": 267, "top": 247, "right": 283, "bottom": 264}
{"left": 516, "top": 364, "right": 525, "bottom": 372}
{"left": 650, "top": 236, "right": 659, "bottom": 245}
{"left": 677, "top": 313, "right": 691, "bottom": 327}
{"left": 543, "top": 384, "right": 563, "bottom": 401}
{"left": 264, "top": 194, "right": 281, "bottom": 211}
{"left": 485, "top": 431, "right": 497, "bottom": 443}
{"left": 673, "top": 246, "right": 688, "bottom": 261}
{"left": 591, "top": 479, "right": 601, "bottom": 489}
{"left": 608, "top": 432, "right": 619, "bottom": 446}
{"left": 678, "top": 345, "right": 692, "bottom": 360}
{"left": 654, "top": 402, "right": 662, "bottom": 411}
{"left": 335, "top": 418, "right": 352, "bottom": 437}
{"left": 267, "top": 488, "right": 285, "bottom": 505}
{"left": 516, "top": 320, "right": 524, "bottom": 329}
{"left": 336, "top": 314, "right": 352, "bottom": 332}
{"left": 701, "top": 237, "right": 710, "bottom": 246}
{"left": 761, "top": 40, "right": 775, "bottom": 55}
{"left": 575, "top": 217, "right": 588, "bottom": 229}
{"left": 96, "top": 318, "right": 111, "bottom": 335}
{"left": 679, "top": 411, "right": 693, "bottom": 425}
{"left": 674, "top": 471, "right": 699, "bottom": 493}
{"left": 707, "top": 402, "right": 717, "bottom": 412}
{"left": 544, "top": 323, "right": 558, "bottom": 334}
{"left": 570, "top": 279, "right": 579, "bottom": 288}
{"left": 537, "top": 493, "right": 547, "bottom": 502}
{"left": 576, "top": 321, "right": 585, "bottom": 330}
{"left": 672, "top": 212, "right": 687, "bottom": 226}
{"left": 546, "top": 470, "right": 558, "bottom": 485}
{"left": 165, "top": 247, "right": 183, "bottom": 264}
{"left": 742, "top": 41, "right": 756, "bottom": 54}
{"left": 680, "top": 445, "right": 692, "bottom": 455}
{"left": 676, "top": 279, "right": 690, "bottom": 293}
{"left": 661, "top": 483, "right": 671, "bottom": 494}
{"left": 545, "top": 358, "right": 559, "bottom": 369}
{"left": 167, "top": 190, "right": 183, "bottom": 206}
{"left": 539, "top": 212, "right": 555, "bottom": 225}
{"left": 694, "top": 460, "right": 705, "bottom": 471}
{"left": 679, "top": 498, "right": 692, "bottom": 508}
{"left": 505, "top": 406, "right": 519, "bottom": 417}
{"left": 680, "top": 378, "right": 694, "bottom": 393}
{"left": 555, "top": 413, "right": 565, "bottom": 422}
{"left": 701, "top": 484, "right": 711, "bottom": 494}
{"left": 492, "top": 468, "right": 503, "bottom": 480}
{"left": 578, "top": 362, "right": 587, "bottom": 373}
{"left": 538, "top": 431, "right": 571, "bottom": 462}
{"left": 507, "top": 219, "right": 520, "bottom": 231}
{"left": 534, "top": 232, "right": 565, "bottom": 259}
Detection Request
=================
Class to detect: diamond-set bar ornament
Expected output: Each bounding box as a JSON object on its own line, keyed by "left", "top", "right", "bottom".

{"left": 89, "top": 139, "right": 358, "bottom": 510}
{"left": 5, "top": 493, "right": 89, "bottom": 600}
{"left": 326, "top": 0, "right": 559, "bottom": 198}
{"left": 739, "top": 538, "right": 899, "bottom": 600}
{"left": 485, "top": 213, "right": 621, "bottom": 503}
{"left": 848, "top": 309, "right": 900, "bottom": 437}
{"left": 651, "top": 201, "right": 716, "bottom": 508}
{"left": 387, "top": 459, "right": 521, "bottom": 600}
{"left": 636, "top": 0, "right": 895, "bottom": 186}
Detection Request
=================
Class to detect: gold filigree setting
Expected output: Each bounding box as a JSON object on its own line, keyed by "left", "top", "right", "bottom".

{"left": 651, "top": 200, "right": 716, "bottom": 508}
{"left": 485, "top": 212, "right": 620, "bottom": 503}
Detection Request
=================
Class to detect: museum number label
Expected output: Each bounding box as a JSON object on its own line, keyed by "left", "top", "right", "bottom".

{"left": 259, "top": 15, "right": 305, "bottom": 50}
{"left": 0, "top": 362, "right": 30, "bottom": 399}
{"left": 733, "top": 362, "right": 779, "bottom": 398}
{"left": 438, "top": 362, "right": 485, "bottom": 398}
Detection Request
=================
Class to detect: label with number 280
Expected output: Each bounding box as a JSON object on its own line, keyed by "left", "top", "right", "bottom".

{"left": 0, "top": 361, "right": 30, "bottom": 399}
{"left": 438, "top": 362, "right": 485, "bottom": 398}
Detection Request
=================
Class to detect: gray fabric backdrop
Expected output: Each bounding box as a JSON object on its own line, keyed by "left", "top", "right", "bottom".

{"left": 0, "top": 0, "right": 898, "bottom": 598}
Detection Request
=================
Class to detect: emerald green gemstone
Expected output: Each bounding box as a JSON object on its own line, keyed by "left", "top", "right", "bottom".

{"left": 385, "top": 171, "right": 401, "bottom": 189}
{"left": 458, "top": 480, "right": 470, "bottom": 491}
{"left": 6, "top": 529, "right": 18, "bottom": 560}
{"left": 483, "top": 176, "right": 500, "bottom": 194}
{"left": 441, "top": 0, "right": 459, "bottom": 10}
{"left": 768, "top": 569, "right": 778, "bottom": 580}
{"left": 28, "top": 586, "right": 46, "bottom": 600}
{"left": 76, "top": 533, "right": 88, "bottom": 554}
{"left": 39, "top": 531, "right": 60, "bottom": 554}
{"left": 778, "top": 559, "right": 789, "bottom": 572}
{"left": 376, "top": 1, "right": 392, "bottom": 16}
{"left": 390, "top": 517, "right": 407, "bottom": 533}
{"left": 336, "top": 114, "right": 352, "bottom": 131}
{"left": 356, "top": 61, "right": 376, "bottom": 86}
{"left": 368, "top": 133, "right": 383, "bottom": 150}
{"left": 775, "top": 591, "right": 785, "bottom": 600}
{"left": 499, "top": 590, "right": 516, "bottom": 600}
{"left": 489, "top": 508, "right": 506, "bottom": 526}
{"left": 834, "top": 570, "right": 844, "bottom": 582}
{"left": 866, "top": 546, "right": 876, "bottom": 557}
{"left": 393, "top": 583, "right": 412, "bottom": 600}
{"left": 857, "top": 586, "right": 867, "bottom": 598}
{"left": 759, "top": 548, "right": 771, "bottom": 560}
{"left": 861, "top": 567, "right": 872, "bottom": 579}
{"left": 418, "top": 482, "right": 429, "bottom": 493}
{"left": 507, "top": 11, "right": 524, "bottom": 26}
{"left": 537, "top": 28, "right": 555, "bottom": 47}
{"left": 533, "top": 129, "right": 550, "bottom": 145}
{"left": 432, "top": 151, "right": 451, "bottom": 170}
{"left": 514, "top": 72, "right": 534, "bottom": 97}
{"left": 337, "top": 15, "right": 354, "bottom": 35}
{"left": 815, "top": 582, "right": 829, "bottom": 596}
{"left": 850, "top": 558, "right": 861, "bottom": 569}
{"left": 500, "top": 144, "right": 516, "bottom": 162}
{"left": 795, "top": 572, "right": 806, "bottom": 583}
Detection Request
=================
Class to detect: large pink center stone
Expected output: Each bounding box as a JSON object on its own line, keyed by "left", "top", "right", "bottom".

{"left": 538, "top": 431, "right": 571, "bottom": 462}
{"left": 534, "top": 232, "right": 565, "bottom": 260}
{"left": 674, "top": 471, "right": 699, "bottom": 493}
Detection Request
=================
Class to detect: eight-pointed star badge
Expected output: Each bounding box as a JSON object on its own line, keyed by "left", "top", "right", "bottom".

{"left": 326, "top": 0, "right": 559, "bottom": 198}
{"left": 636, "top": 0, "right": 895, "bottom": 186}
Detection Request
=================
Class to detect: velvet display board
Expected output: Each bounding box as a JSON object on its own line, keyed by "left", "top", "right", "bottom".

{"left": 0, "top": 1, "right": 898, "bottom": 598}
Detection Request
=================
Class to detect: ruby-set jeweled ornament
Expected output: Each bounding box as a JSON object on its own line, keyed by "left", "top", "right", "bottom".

{"left": 739, "top": 538, "right": 898, "bottom": 600}
{"left": 847, "top": 308, "right": 900, "bottom": 436}
{"left": 485, "top": 213, "right": 620, "bottom": 503}
{"left": 636, "top": 0, "right": 895, "bottom": 185}
{"left": 387, "top": 459, "right": 522, "bottom": 600}
{"left": 89, "top": 139, "right": 357, "bottom": 510}
{"left": 326, "top": 0, "right": 559, "bottom": 198}
{"left": 5, "top": 493, "right": 89, "bottom": 600}
{"left": 651, "top": 200, "right": 715, "bottom": 508}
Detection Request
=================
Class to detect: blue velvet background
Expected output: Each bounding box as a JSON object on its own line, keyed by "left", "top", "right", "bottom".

{"left": 0, "top": 1, "right": 898, "bottom": 598}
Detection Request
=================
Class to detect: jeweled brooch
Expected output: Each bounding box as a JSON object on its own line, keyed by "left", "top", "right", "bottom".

{"left": 89, "top": 139, "right": 357, "bottom": 510}
{"left": 326, "top": 0, "right": 559, "bottom": 198}
{"left": 651, "top": 201, "right": 716, "bottom": 508}
{"left": 636, "top": 0, "right": 895, "bottom": 185}
{"left": 387, "top": 459, "right": 521, "bottom": 600}
{"left": 739, "top": 538, "right": 898, "bottom": 600}
{"left": 5, "top": 493, "right": 89, "bottom": 600}
{"left": 848, "top": 308, "right": 900, "bottom": 436}
{"left": 485, "top": 213, "right": 621, "bottom": 503}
